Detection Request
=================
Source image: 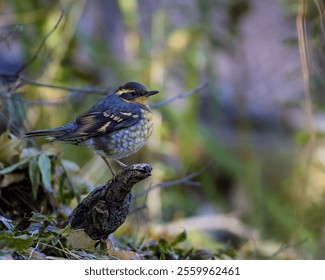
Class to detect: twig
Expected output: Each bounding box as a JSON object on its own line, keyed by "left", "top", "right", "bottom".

{"left": 297, "top": 0, "right": 314, "bottom": 139}
{"left": 39, "top": 242, "right": 81, "bottom": 259}
{"left": 269, "top": 238, "right": 308, "bottom": 260}
{"left": 1, "top": 76, "right": 207, "bottom": 108}
{"left": 151, "top": 82, "right": 208, "bottom": 108}
{"left": 110, "top": 164, "right": 210, "bottom": 216}
{"left": 133, "top": 162, "right": 211, "bottom": 200}
{"left": 0, "top": 27, "right": 19, "bottom": 49}
{"left": 129, "top": 204, "right": 147, "bottom": 215}
{"left": 24, "top": 95, "right": 74, "bottom": 106}
{"left": 28, "top": 240, "right": 40, "bottom": 259}
{"left": 7, "top": 78, "right": 207, "bottom": 105}
{"left": 295, "top": 0, "right": 315, "bottom": 224}
{"left": 16, "top": 9, "right": 65, "bottom": 75}
{"left": 0, "top": 75, "right": 108, "bottom": 108}
{"left": 19, "top": 75, "right": 109, "bottom": 95}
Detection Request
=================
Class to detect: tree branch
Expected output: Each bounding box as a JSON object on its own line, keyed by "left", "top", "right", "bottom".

{"left": 16, "top": 9, "right": 65, "bottom": 75}
{"left": 151, "top": 82, "right": 208, "bottom": 108}
{"left": 133, "top": 163, "right": 211, "bottom": 200}
{"left": 64, "top": 164, "right": 152, "bottom": 240}
{"left": 19, "top": 75, "right": 110, "bottom": 95}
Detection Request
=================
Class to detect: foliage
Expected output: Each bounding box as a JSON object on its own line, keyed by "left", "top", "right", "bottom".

{"left": 138, "top": 231, "right": 215, "bottom": 260}
{"left": 0, "top": 213, "right": 217, "bottom": 260}
{"left": 1, "top": 0, "right": 325, "bottom": 260}
{"left": 0, "top": 129, "right": 88, "bottom": 220}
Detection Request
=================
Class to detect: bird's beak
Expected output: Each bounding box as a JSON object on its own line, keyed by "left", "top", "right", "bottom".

{"left": 145, "top": 90, "right": 159, "bottom": 97}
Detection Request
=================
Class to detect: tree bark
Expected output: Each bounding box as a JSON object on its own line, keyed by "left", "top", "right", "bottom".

{"left": 65, "top": 163, "right": 152, "bottom": 240}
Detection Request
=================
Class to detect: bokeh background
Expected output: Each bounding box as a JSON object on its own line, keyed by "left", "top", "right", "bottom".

{"left": 1, "top": 0, "right": 325, "bottom": 259}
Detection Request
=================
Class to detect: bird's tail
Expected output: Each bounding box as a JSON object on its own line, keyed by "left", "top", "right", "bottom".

{"left": 25, "top": 128, "right": 65, "bottom": 140}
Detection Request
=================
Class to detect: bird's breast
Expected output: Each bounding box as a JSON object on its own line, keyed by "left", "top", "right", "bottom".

{"left": 90, "top": 109, "right": 154, "bottom": 159}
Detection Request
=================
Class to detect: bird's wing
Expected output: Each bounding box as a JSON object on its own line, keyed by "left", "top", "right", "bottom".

{"left": 57, "top": 106, "right": 142, "bottom": 141}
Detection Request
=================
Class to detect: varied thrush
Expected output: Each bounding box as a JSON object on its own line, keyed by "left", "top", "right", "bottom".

{"left": 25, "top": 82, "right": 159, "bottom": 174}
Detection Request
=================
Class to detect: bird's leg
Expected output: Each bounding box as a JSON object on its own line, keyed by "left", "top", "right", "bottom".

{"left": 101, "top": 156, "right": 116, "bottom": 176}
{"left": 100, "top": 156, "right": 127, "bottom": 176}
{"left": 109, "top": 156, "right": 127, "bottom": 168}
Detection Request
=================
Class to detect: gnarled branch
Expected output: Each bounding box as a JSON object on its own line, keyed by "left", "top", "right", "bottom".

{"left": 65, "top": 164, "right": 152, "bottom": 241}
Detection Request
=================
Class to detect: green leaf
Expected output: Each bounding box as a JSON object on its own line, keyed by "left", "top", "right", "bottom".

{"left": 64, "top": 227, "right": 97, "bottom": 251}
{"left": 28, "top": 213, "right": 56, "bottom": 223}
{"left": 171, "top": 229, "right": 187, "bottom": 247}
{"left": 29, "top": 157, "right": 40, "bottom": 199}
{"left": 0, "top": 232, "right": 34, "bottom": 253}
{"left": 158, "top": 237, "right": 169, "bottom": 251}
{"left": 158, "top": 237, "right": 169, "bottom": 259}
{"left": 0, "top": 158, "right": 29, "bottom": 175}
{"left": 38, "top": 153, "right": 52, "bottom": 192}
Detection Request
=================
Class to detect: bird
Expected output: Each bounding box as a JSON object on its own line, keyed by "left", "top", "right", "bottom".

{"left": 25, "top": 82, "right": 159, "bottom": 174}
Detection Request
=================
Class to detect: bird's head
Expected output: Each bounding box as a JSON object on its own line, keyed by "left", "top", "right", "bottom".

{"left": 115, "top": 82, "right": 159, "bottom": 105}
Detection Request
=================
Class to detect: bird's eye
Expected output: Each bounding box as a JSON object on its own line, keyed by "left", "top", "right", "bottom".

{"left": 131, "top": 91, "right": 137, "bottom": 97}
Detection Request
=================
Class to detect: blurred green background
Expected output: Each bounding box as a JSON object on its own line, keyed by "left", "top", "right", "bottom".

{"left": 1, "top": 0, "right": 325, "bottom": 259}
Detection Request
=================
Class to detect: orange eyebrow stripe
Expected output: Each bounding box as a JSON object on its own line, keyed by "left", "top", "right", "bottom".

{"left": 115, "top": 89, "right": 135, "bottom": 95}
